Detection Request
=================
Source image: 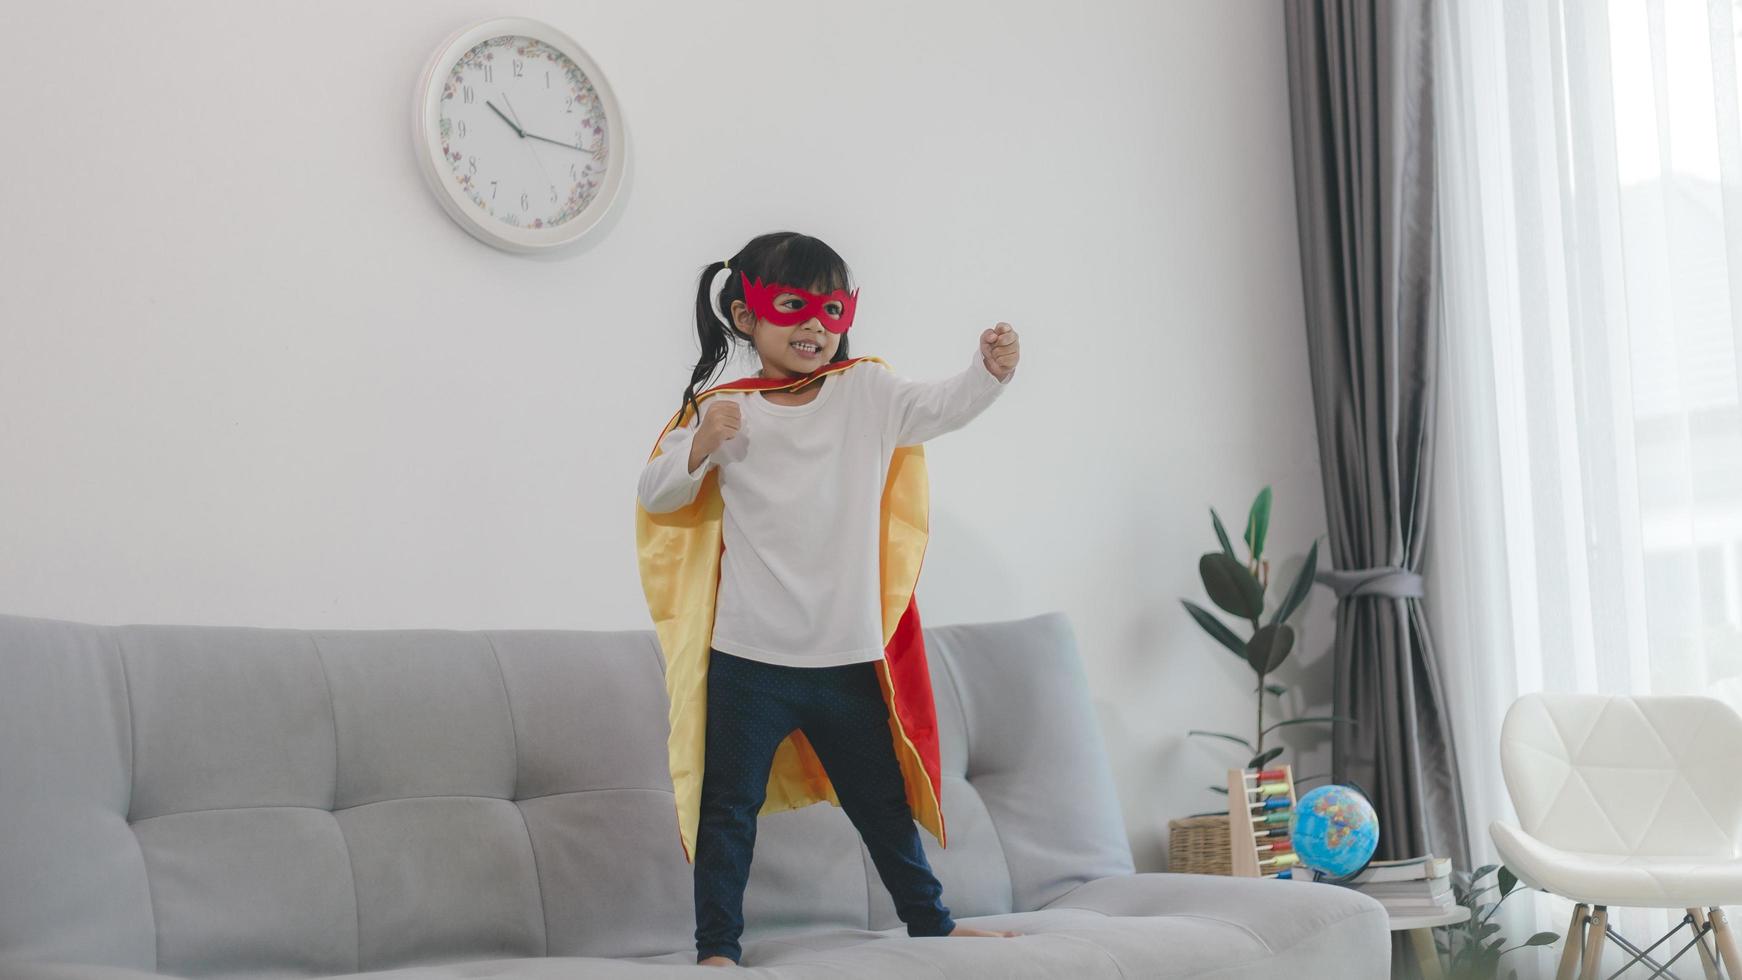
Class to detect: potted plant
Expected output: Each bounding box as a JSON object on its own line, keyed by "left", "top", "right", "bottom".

{"left": 1168, "top": 487, "right": 1349, "bottom": 874}
{"left": 1177, "top": 487, "right": 1357, "bottom": 816}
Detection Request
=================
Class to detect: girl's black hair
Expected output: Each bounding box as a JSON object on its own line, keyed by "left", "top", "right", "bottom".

{"left": 680, "top": 231, "right": 854, "bottom": 426}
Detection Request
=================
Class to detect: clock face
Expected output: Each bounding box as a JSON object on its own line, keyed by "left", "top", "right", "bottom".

{"left": 435, "top": 34, "right": 610, "bottom": 231}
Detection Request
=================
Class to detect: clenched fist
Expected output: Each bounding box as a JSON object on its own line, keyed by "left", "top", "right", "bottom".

{"left": 980, "top": 322, "right": 1020, "bottom": 382}
{"left": 688, "top": 400, "right": 741, "bottom": 474}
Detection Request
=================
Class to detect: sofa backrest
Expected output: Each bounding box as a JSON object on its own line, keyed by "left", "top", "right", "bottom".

{"left": 0, "top": 609, "right": 1132, "bottom": 977}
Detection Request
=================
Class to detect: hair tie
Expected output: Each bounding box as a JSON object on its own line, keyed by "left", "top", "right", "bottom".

{"left": 708, "top": 260, "right": 735, "bottom": 329}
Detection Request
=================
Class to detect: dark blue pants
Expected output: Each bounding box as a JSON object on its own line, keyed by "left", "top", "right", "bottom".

{"left": 693, "top": 648, "right": 956, "bottom": 964}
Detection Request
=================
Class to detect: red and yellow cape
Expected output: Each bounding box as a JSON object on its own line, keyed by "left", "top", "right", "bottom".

{"left": 633, "top": 355, "right": 947, "bottom": 863}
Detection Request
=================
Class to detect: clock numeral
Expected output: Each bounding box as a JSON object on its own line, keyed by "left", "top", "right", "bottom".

{"left": 468, "top": 155, "right": 478, "bottom": 176}
{"left": 462, "top": 85, "right": 474, "bottom": 104}
{"left": 550, "top": 185, "right": 558, "bottom": 203}
{"left": 456, "top": 119, "right": 467, "bottom": 138}
{"left": 546, "top": 70, "right": 551, "bottom": 89}
{"left": 520, "top": 191, "right": 530, "bottom": 211}
{"left": 490, "top": 180, "right": 498, "bottom": 200}
{"left": 482, "top": 63, "right": 493, "bottom": 83}
{"left": 564, "top": 96, "right": 573, "bottom": 114}
{"left": 569, "top": 163, "right": 578, "bottom": 181}
{"left": 512, "top": 58, "right": 524, "bottom": 78}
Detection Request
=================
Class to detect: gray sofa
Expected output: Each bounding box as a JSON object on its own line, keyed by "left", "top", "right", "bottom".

{"left": 0, "top": 609, "right": 1388, "bottom": 979}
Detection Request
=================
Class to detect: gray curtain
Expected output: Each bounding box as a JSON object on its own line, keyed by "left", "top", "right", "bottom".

{"left": 1281, "top": 0, "right": 1473, "bottom": 890}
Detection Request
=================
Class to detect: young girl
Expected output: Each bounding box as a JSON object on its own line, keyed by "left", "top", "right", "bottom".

{"left": 634, "top": 232, "right": 1022, "bottom": 967}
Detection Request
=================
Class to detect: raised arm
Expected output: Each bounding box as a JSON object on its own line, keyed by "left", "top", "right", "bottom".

{"left": 876, "top": 343, "right": 1014, "bottom": 448}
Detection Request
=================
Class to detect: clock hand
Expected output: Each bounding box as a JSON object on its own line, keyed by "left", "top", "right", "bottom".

{"left": 522, "top": 130, "right": 598, "bottom": 153}
{"left": 485, "top": 100, "right": 525, "bottom": 138}
{"left": 502, "top": 91, "right": 595, "bottom": 154}
{"left": 501, "top": 93, "right": 531, "bottom": 131}
{"left": 499, "top": 93, "right": 559, "bottom": 203}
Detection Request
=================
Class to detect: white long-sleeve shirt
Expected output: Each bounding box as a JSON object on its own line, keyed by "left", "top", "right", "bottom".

{"left": 637, "top": 348, "right": 1012, "bottom": 667}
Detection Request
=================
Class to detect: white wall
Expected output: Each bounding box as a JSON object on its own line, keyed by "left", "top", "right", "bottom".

{"left": 0, "top": 0, "right": 1333, "bottom": 874}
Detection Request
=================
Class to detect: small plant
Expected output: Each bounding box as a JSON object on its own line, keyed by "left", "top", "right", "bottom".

{"left": 1179, "top": 486, "right": 1349, "bottom": 809}
{"left": 1437, "top": 864, "right": 1558, "bottom": 979}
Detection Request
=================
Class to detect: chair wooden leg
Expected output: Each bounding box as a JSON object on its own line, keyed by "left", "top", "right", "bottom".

{"left": 1712, "top": 906, "right": 1742, "bottom": 980}
{"left": 1691, "top": 908, "right": 1722, "bottom": 980}
{"left": 1579, "top": 906, "right": 1608, "bottom": 980}
{"left": 1556, "top": 903, "right": 1588, "bottom": 980}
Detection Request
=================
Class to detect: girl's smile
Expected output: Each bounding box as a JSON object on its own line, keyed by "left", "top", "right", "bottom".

{"left": 731, "top": 286, "right": 846, "bottom": 381}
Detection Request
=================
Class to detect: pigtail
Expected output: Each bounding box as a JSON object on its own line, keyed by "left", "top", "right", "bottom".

{"left": 682, "top": 259, "right": 743, "bottom": 428}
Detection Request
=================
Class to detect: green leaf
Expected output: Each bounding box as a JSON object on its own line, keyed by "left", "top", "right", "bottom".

{"left": 1208, "top": 785, "right": 1229, "bottom": 795}
{"left": 1244, "top": 486, "right": 1273, "bottom": 561}
{"left": 1498, "top": 866, "right": 1517, "bottom": 896}
{"left": 1181, "top": 600, "right": 1248, "bottom": 661}
{"left": 1269, "top": 539, "right": 1320, "bottom": 627}
{"left": 1247, "top": 746, "right": 1284, "bottom": 770}
{"left": 1471, "top": 863, "right": 1499, "bottom": 883}
{"left": 1187, "top": 730, "right": 1257, "bottom": 752}
{"left": 1261, "top": 714, "right": 1353, "bottom": 736}
{"left": 1245, "top": 623, "right": 1295, "bottom": 674}
{"left": 1211, "top": 508, "right": 1237, "bottom": 560}
{"left": 1523, "top": 932, "right": 1558, "bottom": 947}
{"left": 1184, "top": 808, "right": 1231, "bottom": 818}
{"left": 1200, "top": 553, "right": 1264, "bottom": 621}
{"left": 1257, "top": 683, "right": 1288, "bottom": 697}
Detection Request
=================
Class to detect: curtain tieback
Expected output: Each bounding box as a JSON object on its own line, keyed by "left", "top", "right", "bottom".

{"left": 1315, "top": 566, "right": 1423, "bottom": 599}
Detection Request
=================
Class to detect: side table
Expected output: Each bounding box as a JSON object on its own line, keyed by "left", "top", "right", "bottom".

{"left": 1389, "top": 905, "right": 1472, "bottom": 980}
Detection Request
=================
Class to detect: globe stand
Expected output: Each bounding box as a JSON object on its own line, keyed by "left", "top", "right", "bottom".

{"left": 1226, "top": 765, "right": 1300, "bottom": 878}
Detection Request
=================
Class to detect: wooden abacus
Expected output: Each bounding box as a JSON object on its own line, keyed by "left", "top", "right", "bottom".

{"left": 1227, "top": 764, "right": 1301, "bottom": 879}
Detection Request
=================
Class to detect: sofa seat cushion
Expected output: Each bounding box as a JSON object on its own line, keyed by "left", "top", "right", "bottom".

{"left": 1036, "top": 870, "right": 1389, "bottom": 963}
{"left": 3, "top": 873, "right": 1387, "bottom": 980}
{"left": 740, "top": 898, "right": 1383, "bottom": 978}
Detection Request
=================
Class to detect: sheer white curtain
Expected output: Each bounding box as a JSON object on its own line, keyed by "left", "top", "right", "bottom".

{"left": 1431, "top": 0, "right": 1742, "bottom": 974}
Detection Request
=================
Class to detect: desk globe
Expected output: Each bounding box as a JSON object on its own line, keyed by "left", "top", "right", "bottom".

{"left": 1288, "top": 784, "right": 1379, "bottom": 879}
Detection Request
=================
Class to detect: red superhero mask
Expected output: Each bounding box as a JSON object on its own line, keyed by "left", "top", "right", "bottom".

{"left": 740, "top": 272, "right": 859, "bottom": 334}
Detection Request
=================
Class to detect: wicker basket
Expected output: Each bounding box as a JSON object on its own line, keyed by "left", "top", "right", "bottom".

{"left": 1167, "top": 813, "right": 1234, "bottom": 875}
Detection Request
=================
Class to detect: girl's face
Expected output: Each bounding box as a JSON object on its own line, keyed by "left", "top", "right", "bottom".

{"left": 731, "top": 283, "right": 845, "bottom": 379}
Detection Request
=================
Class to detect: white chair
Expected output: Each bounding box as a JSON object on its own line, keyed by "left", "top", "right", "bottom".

{"left": 1492, "top": 693, "right": 1742, "bottom": 979}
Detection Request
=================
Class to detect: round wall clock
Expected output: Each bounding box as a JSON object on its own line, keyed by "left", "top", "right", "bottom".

{"left": 413, "top": 17, "right": 628, "bottom": 253}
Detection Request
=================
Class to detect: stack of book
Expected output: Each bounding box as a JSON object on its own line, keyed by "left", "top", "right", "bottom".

{"left": 1348, "top": 855, "right": 1456, "bottom": 914}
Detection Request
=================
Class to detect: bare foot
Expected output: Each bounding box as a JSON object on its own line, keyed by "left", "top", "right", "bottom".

{"left": 949, "top": 924, "right": 1022, "bottom": 938}
{"left": 697, "top": 954, "right": 738, "bottom": 966}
